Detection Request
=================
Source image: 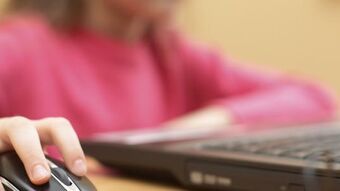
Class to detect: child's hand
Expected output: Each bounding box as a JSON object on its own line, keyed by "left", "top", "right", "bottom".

{"left": 162, "top": 106, "right": 232, "bottom": 130}
{"left": 0, "top": 117, "right": 87, "bottom": 185}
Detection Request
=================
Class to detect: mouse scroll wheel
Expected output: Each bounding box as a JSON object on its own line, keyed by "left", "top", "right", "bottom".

{"left": 51, "top": 168, "right": 72, "bottom": 186}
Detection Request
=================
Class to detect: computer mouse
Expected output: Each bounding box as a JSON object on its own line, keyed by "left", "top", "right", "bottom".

{"left": 0, "top": 151, "right": 97, "bottom": 191}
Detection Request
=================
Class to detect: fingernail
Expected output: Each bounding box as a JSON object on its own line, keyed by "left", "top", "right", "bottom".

{"left": 73, "top": 159, "right": 87, "bottom": 175}
{"left": 32, "top": 164, "right": 49, "bottom": 181}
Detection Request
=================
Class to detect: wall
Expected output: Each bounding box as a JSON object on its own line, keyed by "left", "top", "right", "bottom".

{"left": 0, "top": 0, "right": 5, "bottom": 11}
{"left": 177, "top": 0, "right": 340, "bottom": 94}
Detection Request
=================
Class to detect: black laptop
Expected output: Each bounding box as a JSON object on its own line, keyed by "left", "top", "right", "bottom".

{"left": 81, "top": 122, "right": 340, "bottom": 191}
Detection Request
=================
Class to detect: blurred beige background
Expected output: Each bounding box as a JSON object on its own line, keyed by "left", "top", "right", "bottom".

{"left": 177, "top": 0, "right": 340, "bottom": 95}
{"left": 0, "top": 0, "right": 339, "bottom": 94}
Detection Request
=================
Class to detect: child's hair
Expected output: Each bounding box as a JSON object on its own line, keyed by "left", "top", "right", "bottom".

{"left": 7, "top": 0, "right": 84, "bottom": 27}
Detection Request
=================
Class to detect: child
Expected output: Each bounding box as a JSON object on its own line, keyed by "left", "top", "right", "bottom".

{"left": 0, "top": 0, "right": 337, "bottom": 187}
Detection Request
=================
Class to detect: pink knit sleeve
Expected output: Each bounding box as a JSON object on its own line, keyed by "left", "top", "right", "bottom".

{"left": 0, "top": 28, "right": 20, "bottom": 116}
{"left": 180, "top": 41, "right": 338, "bottom": 125}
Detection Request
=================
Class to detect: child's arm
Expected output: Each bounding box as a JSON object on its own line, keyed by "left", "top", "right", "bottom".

{"left": 165, "top": 41, "right": 337, "bottom": 128}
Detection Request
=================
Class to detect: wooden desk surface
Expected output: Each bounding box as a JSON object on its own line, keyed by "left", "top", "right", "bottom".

{"left": 89, "top": 174, "right": 185, "bottom": 191}
{"left": 86, "top": 158, "right": 185, "bottom": 191}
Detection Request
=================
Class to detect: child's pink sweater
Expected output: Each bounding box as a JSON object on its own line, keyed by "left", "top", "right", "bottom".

{"left": 0, "top": 17, "right": 336, "bottom": 138}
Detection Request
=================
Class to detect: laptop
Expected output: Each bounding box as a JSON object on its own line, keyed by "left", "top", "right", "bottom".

{"left": 81, "top": 122, "right": 340, "bottom": 191}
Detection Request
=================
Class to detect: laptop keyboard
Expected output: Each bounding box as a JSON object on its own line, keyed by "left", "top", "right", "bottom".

{"left": 200, "top": 125, "right": 340, "bottom": 163}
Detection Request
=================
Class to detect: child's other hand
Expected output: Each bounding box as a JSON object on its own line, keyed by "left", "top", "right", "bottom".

{"left": 0, "top": 117, "right": 87, "bottom": 185}
{"left": 162, "top": 106, "right": 232, "bottom": 130}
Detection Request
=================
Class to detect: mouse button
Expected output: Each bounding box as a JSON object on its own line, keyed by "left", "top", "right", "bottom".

{"left": 51, "top": 168, "right": 72, "bottom": 186}
{"left": 48, "top": 178, "right": 67, "bottom": 191}
{"left": 67, "top": 176, "right": 97, "bottom": 191}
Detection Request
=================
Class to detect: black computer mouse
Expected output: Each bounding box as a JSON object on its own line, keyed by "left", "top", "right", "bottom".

{"left": 0, "top": 151, "right": 97, "bottom": 191}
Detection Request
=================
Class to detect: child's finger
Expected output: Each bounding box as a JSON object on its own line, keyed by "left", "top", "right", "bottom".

{"left": 0, "top": 182, "right": 4, "bottom": 191}
{"left": 35, "top": 118, "right": 87, "bottom": 177}
{"left": 0, "top": 117, "right": 51, "bottom": 185}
